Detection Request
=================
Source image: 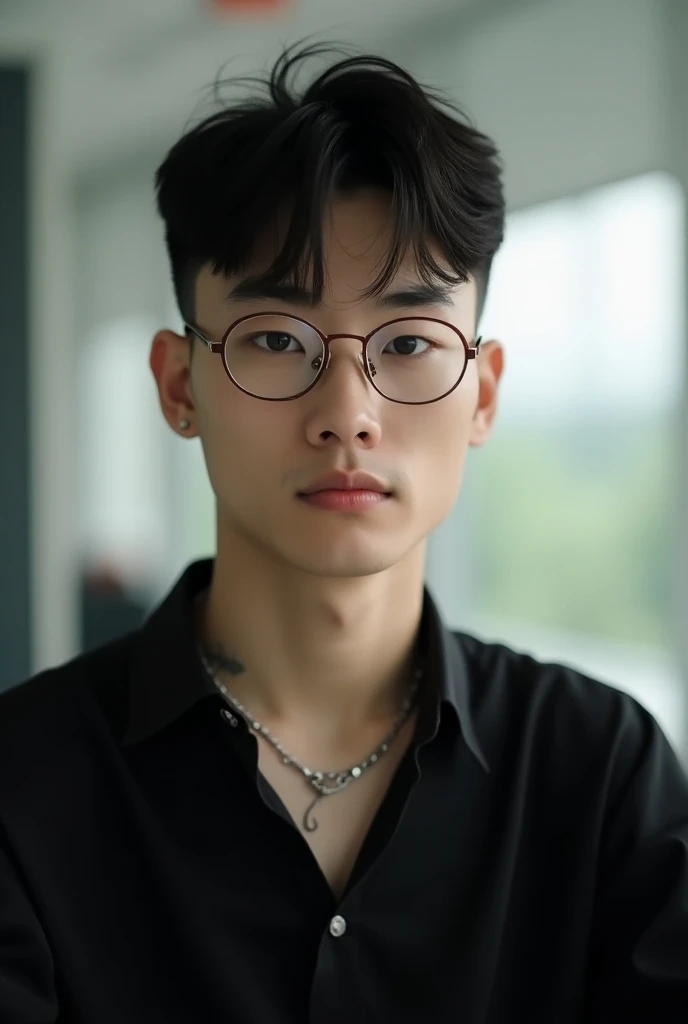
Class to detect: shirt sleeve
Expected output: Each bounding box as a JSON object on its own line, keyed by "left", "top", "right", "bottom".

{"left": 587, "top": 695, "right": 688, "bottom": 1021}
{"left": 0, "top": 841, "right": 58, "bottom": 1023}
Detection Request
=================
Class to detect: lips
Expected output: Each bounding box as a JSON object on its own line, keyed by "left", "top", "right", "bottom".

{"left": 297, "top": 470, "right": 391, "bottom": 496}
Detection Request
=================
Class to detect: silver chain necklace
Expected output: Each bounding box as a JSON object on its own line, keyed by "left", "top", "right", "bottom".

{"left": 199, "top": 649, "right": 421, "bottom": 833}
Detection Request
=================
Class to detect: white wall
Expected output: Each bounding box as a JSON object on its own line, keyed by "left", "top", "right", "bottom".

{"left": 29, "top": 50, "right": 81, "bottom": 671}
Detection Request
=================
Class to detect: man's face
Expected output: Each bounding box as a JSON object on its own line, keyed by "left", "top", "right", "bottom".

{"left": 161, "top": 190, "right": 503, "bottom": 579}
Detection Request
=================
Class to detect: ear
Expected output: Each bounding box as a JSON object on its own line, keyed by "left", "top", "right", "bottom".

{"left": 149, "top": 329, "right": 197, "bottom": 436}
{"left": 468, "top": 340, "right": 504, "bottom": 448}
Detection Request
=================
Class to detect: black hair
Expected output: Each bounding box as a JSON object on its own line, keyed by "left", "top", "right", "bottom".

{"left": 155, "top": 43, "right": 505, "bottom": 326}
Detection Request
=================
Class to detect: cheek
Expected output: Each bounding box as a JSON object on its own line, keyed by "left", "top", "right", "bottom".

{"left": 405, "top": 392, "right": 475, "bottom": 505}
{"left": 410, "top": 388, "right": 475, "bottom": 463}
{"left": 195, "top": 361, "right": 263, "bottom": 441}
{"left": 197, "top": 378, "right": 293, "bottom": 494}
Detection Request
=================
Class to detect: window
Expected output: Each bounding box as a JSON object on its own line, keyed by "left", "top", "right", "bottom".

{"left": 428, "top": 173, "right": 686, "bottom": 756}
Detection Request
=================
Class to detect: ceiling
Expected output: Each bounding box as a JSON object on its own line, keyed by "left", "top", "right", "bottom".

{"left": 0, "top": 0, "right": 470, "bottom": 178}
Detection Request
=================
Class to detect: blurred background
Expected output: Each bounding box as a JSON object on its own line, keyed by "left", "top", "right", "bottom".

{"left": 2, "top": 0, "right": 688, "bottom": 764}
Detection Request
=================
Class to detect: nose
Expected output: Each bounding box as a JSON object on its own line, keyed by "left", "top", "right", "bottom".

{"left": 304, "top": 337, "right": 382, "bottom": 450}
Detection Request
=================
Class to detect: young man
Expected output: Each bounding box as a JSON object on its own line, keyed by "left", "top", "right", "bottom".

{"left": 1, "top": 45, "right": 687, "bottom": 1024}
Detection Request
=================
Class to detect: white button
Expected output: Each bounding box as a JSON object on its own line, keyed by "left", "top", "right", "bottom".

{"left": 329, "top": 915, "right": 347, "bottom": 938}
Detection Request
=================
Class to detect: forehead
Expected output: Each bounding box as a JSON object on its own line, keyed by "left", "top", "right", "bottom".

{"left": 195, "top": 190, "right": 476, "bottom": 314}
{"left": 264, "top": 189, "right": 418, "bottom": 268}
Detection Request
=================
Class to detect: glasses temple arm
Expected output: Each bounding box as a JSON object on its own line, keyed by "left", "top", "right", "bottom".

{"left": 183, "top": 323, "right": 214, "bottom": 351}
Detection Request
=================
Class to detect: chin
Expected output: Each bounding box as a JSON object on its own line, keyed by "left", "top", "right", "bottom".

{"left": 300, "top": 556, "right": 396, "bottom": 579}
{"left": 281, "top": 532, "right": 419, "bottom": 579}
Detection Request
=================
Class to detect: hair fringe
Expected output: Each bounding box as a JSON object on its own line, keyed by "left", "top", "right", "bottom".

{"left": 155, "top": 42, "right": 505, "bottom": 322}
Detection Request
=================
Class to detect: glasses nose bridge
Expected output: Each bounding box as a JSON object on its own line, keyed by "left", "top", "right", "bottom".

{"left": 321, "top": 332, "right": 369, "bottom": 372}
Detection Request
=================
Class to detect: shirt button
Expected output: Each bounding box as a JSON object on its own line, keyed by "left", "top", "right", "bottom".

{"left": 329, "top": 915, "right": 347, "bottom": 938}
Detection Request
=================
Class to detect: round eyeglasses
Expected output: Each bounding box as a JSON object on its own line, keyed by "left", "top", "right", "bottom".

{"left": 184, "top": 312, "right": 482, "bottom": 405}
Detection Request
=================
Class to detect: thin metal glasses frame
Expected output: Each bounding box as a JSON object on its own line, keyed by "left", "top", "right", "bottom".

{"left": 184, "top": 312, "right": 482, "bottom": 406}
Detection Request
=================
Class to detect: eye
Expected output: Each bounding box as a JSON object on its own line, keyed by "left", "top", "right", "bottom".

{"left": 251, "top": 331, "right": 304, "bottom": 353}
{"left": 382, "top": 335, "right": 432, "bottom": 357}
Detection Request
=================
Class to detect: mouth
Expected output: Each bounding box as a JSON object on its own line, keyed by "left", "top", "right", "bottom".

{"left": 297, "top": 489, "right": 392, "bottom": 512}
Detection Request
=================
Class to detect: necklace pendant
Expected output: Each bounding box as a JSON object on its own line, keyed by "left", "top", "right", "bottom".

{"left": 303, "top": 794, "right": 321, "bottom": 832}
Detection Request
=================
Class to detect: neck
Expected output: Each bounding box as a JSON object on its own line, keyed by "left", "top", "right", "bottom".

{"left": 195, "top": 533, "right": 426, "bottom": 738}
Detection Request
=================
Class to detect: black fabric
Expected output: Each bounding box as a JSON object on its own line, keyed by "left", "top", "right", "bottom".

{"left": 0, "top": 557, "right": 687, "bottom": 1023}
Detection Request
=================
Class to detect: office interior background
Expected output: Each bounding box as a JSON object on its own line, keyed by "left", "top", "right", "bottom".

{"left": 2, "top": 0, "right": 688, "bottom": 765}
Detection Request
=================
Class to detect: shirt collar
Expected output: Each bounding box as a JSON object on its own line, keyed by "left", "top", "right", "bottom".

{"left": 124, "top": 558, "right": 489, "bottom": 772}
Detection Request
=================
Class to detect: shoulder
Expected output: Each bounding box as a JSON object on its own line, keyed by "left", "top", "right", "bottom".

{"left": 455, "top": 626, "right": 634, "bottom": 711}
{"left": 452, "top": 628, "right": 667, "bottom": 788}
{"left": 0, "top": 632, "right": 138, "bottom": 776}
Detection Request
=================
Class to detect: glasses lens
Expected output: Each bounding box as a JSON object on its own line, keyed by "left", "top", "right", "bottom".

{"left": 224, "top": 315, "right": 324, "bottom": 399}
{"left": 367, "top": 320, "right": 468, "bottom": 403}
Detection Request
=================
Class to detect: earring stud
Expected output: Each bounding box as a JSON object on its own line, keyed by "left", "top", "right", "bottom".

{"left": 179, "top": 418, "right": 190, "bottom": 431}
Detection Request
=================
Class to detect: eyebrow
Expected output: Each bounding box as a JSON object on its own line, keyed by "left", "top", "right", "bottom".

{"left": 225, "top": 280, "right": 461, "bottom": 310}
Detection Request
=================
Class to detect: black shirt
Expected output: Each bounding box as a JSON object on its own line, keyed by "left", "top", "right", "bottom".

{"left": 1, "top": 558, "right": 687, "bottom": 1023}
